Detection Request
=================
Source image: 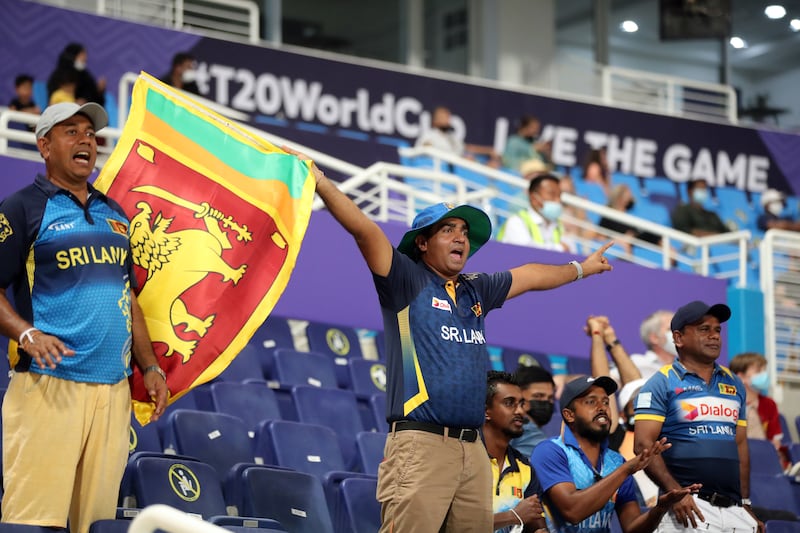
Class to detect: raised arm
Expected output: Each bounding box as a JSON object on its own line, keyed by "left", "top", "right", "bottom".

{"left": 284, "top": 147, "right": 393, "bottom": 277}
{"left": 506, "top": 242, "right": 613, "bottom": 300}
{"left": 586, "top": 316, "right": 619, "bottom": 434}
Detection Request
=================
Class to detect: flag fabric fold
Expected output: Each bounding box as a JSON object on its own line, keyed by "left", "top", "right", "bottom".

{"left": 94, "top": 72, "right": 315, "bottom": 425}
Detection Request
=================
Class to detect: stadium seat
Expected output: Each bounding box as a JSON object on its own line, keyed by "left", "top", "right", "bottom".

{"left": 780, "top": 413, "right": 794, "bottom": 446}
{"left": 0, "top": 526, "right": 62, "bottom": 533}
{"left": 348, "top": 358, "right": 387, "bottom": 398}
{"left": 767, "top": 520, "right": 800, "bottom": 533}
{"left": 207, "top": 381, "right": 282, "bottom": 435}
{"left": 714, "top": 186, "right": 755, "bottom": 231}
{"left": 259, "top": 420, "right": 347, "bottom": 482}
{"left": 292, "top": 386, "right": 364, "bottom": 470}
{"left": 272, "top": 349, "right": 338, "bottom": 389}
{"left": 501, "top": 347, "right": 551, "bottom": 373}
{"left": 250, "top": 315, "right": 296, "bottom": 378}
{"left": 305, "top": 321, "right": 363, "bottom": 388}
{"left": 233, "top": 466, "right": 335, "bottom": 533}
{"left": 119, "top": 451, "right": 197, "bottom": 508}
{"left": 790, "top": 443, "right": 800, "bottom": 465}
{"left": 748, "top": 438, "right": 784, "bottom": 477}
{"left": 568, "top": 357, "right": 592, "bottom": 375}
{"left": 157, "top": 388, "right": 201, "bottom": 452}
{"left": 540, "top": 401, "right": 564, "bottom": 437}
{"left": 168, "top": 409, "right": 256, "bottom": 482}
{"left": 129, "top": 411, "right": 162, "bottom": 455}
{"left": 369, "top": 393, "right": 389, "bottom": 433}
{"left": 216, "top": 343, "right": 267, "bottom": 383}
{"left": 374, "top": 330, "right": 385, "bottom": 360}
{"left": 337, "top": 477, "right": 381, "bottom": 533}
{"left": 88, "top": 519, "right": 130, "bottom": 533}
{"left": 128, "top": 455, "right": 228, "bottom": 518}
{"left": 628, "top": 196, "right": 671, "bottom": 227}
{"left": 356, "top": 431, "right": 386, "bottom": 476}
{"left": 209, "top": 516, "right": 286, "bottom": 532}
{"left": 750, "top": 472, "right": 799, "bottom": 515}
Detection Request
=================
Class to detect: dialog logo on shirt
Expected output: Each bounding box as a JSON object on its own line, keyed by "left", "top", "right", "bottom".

{"left": 431, "top": 297, "right": 452, "bottom": 312}
{"left": 679, "top": 396, "right": 740, "bottom": 422}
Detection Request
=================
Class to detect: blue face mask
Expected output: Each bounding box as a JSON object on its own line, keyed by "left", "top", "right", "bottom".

{"left": 540, "top": 201, "right": 563, "bottom": 222}
{"left": 691, "top": 188, "right": 709, "bottom": 204}
{"left": 750, "top": 370, "right": 770, "bottom": 394}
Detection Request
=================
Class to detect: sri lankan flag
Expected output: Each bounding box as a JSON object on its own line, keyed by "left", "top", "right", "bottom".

{"left": 94, "top": 72, "right": 315, "bottom": 425}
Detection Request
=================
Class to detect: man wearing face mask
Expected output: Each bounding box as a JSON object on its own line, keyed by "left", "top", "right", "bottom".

{"left": 511, "top": 365, "right": 557, "bottom": 458}
{"left": 499, "top": 174, "right": 576, "bottom": 253}
{"left": 161, "top": 52, "right": 201, "bottom": 95}
{"left": 757, "top": 189, "right": 800, "bottom": 232}
{"left": 670, "top": 179, "right": 729, "bottom": 237}
{"left": 609, "top": 310, "right": 677, "bottom": 385}
{"left": 415, "top": 106, "right": 500, "bottom": 164}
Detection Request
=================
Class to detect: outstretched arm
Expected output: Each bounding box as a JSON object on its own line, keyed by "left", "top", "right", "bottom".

{"left": 506, "top": 241, "right": 613, "bottom": 300}
{"left": 285, "top": 147, "right": 393, "bottom": 277}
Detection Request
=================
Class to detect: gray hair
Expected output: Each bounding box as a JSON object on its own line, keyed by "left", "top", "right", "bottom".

{"left": 640, "top": 310, "right": 673, "bottom": 348}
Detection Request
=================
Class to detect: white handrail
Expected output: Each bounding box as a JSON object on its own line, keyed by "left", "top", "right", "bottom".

{"left": 128, "top": 504, "right": 228, "bottom": 533}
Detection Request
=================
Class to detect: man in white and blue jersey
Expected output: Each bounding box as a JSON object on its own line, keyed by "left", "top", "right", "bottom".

{"left": 0, "top": 103, "right": 168, "bottom": 533}
{"left": 634, "top": 301, "right": 761, "bottom": 533}
{"left": 293, "top": 144, "right": 614, "bottom": 533}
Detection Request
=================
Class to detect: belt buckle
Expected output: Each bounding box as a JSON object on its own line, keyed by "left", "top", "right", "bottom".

{"left": 457, "top": 428, "right": 472, "bottom": 442}
{"left": 709, "top": 493, "right": 731, "bottom": 507}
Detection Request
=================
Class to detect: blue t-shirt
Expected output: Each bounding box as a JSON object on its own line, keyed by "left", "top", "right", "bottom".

{"left": 633, "top": 361, "right": 747, "bottom": 501}
{"left": 532, "top": 426, "right": 638, "bottom": 533}
{"left": 373, "top": 249, "right": 512, "bottom": 428}
{"left": 0, "top": 175, "right": 135, "bottom": 383}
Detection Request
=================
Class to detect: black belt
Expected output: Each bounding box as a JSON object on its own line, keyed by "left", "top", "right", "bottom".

{"left": 697, "top": 492, "right": 740, "bottom": 508}
{"left": 392, "top": 420, "right": 479, "bottom": 442}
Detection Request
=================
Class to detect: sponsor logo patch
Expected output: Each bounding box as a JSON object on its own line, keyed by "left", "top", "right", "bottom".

{"left": 431, "top": 297, "right": 452, "bottom": 312}
{"left": 107, "top": 218, "right": 129, "bottom": 236}
{"left": 0, "top": 213, "right": 13, "bottom": 243}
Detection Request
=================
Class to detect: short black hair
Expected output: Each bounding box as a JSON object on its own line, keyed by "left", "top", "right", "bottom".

{"left": 171, "top": 52, "right": 195, "bottom": 68}
{"left": 687, "top": 179, "right": 707, "bottom": 192}
{"left": 486, "top": 370, "right": 517, "bottom": 408}
{"left": 529, "top": 173, "right": 560, "bottom": 194}
{"left": 512, "top": 365, "right": 555, "bottom": 389}
{"left": 14, "top": 74, "right": 33, "bottom": 87}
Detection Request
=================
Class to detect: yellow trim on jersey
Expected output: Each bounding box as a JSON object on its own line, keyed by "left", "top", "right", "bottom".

{"left": 737, "top": 419, "right": 747, "bottom": 427}
{"left": 397, "top": 307, "right": 429, "bottom": 415}
{"left": 634, "top": 414, "right": 666, "bottom": 422}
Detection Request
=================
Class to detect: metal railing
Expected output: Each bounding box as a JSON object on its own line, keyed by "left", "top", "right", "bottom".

{"left": 601, "top": 65, "right": 738, "bottom": 123}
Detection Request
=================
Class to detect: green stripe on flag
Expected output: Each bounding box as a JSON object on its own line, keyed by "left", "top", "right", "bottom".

{"left": 145, "top": 89, "right": 307, "bottom": 199}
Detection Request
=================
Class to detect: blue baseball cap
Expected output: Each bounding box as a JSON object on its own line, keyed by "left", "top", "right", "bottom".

{"left": 397, "top": 203, "right": 492, "bottom": 258}
{"left": 560, "top": 375, "right": 618, "bottom": 413}
{"left": 670, "top": 300, "right": 731, "bottom": 331}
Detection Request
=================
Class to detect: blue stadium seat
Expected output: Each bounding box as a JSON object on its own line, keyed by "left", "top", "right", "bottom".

{"left": 568, "top": 357, "right": 592, "bottom": 375}
{"left": 0, "top": 525, "right": 64, "bottom": 533}
{"left": 501, "top": 347, "right": 551, "bottom": 373}
{"left": 628, "top": 196, "right": 671, "bottom": 227}
{"left": 157, "top": 388, "right": 201, "bottom": 452}
{"left": 374, "top": 331, "right": 385, "bottom": 360}
{"left": 292, "top": 386, "right": 364, "bottom": 470}
{"left": 369, "top": 393, "right": 389, "bottom": 433}
{"left": 572, "top": 179, "right": 607, "bottom": 208}
{"left": 337, "top": 477, "right": 381, "bottom": 533}
{"left": 348, "top": 358, "right": 387, "bottom": 398}
{"left": 356, "top": 431, "right": 386, "bottom": 476}
{"left": 305, "top": 321, "right": 363, "bottom": 388}
{"left": 216, "top": 343, "right": 267, "bottom": 383}
{"left": 250, "top": 315, "right": 296, "bottom": 378}
{"left": 88, "top": 519, "right": 130, "bottom": 533}
{"left": 272, "top": 349, "right": 338, "bottom": 390}
{"left": 750, "top": 472, "right": 799, "bottom": 515}
{"left": 714, "top": 186, "right": 756, "bottom": 231}
{"left": 234, "top": 466, "right": 335, "bottom": 533}
{"left": 119, "top": 451, "right": 197, "bottom": 508}
{"left": 766, "top": 520, "right": 800, "bottom": 533}
{"left": 748, "top": 438, "right": 785, "bottom": 477}
{"left": 780, "top": 413, "right": 793, "bottom": 446}
{"left": 260, "top": 420, "right": 347, "bottom": 482}
{"left": 129, "top": 411, "right": 162, "bottom": 455}
{"left": 640, "top": 176, "right": 681, "bottom": 199}
{"left": 207, "top": 381, "right": 282, "bottom": 435}
{"left": 169, "top": 409, "right": 256, "bottom": 482}
{"left": 128, "top": 455, "right": 228, "bottom": 518}
{"left": 209, "top": 516, "right": 286, "bottom": 532}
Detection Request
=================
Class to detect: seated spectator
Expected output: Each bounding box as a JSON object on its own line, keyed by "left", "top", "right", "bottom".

{"left": 758, "top": 188, "right": 800, "bottom": 232}
{"left": 483, "top": 371, "right": 548, "bottom": 533}
{"left": 47, "top": 43, "right": 106, "bottom": 106}
{"left": 160, "top": 52, "right": 201, "bottom": 95}
{"left": 598, "top": 185, "right": 661, "bottom": 256}
{"left": 531, "top": 376, "right": 696, "bottom": 533}
{"left": 511, "top": 365, "right": 556, "bottom": 458}
{"left": 671, "top": 179, "right": 729, "bottom": 236}
{"left": 48, "top": 70, "right": 77, "bottom": 105}
{"left": 729, "top": 352, "right": 789, "bottom": 469}
{"left": 503, "top": 116, "right": 552, "bottom": 174}
{"left": 582, "top": 148, "right": 611, "bottom": 195}
{"left": 9, "top": 74, "right": 41, "bottom": 114}
{"left": 498, "top": 174, "right": 576, "bottom": 253}
{"left": 559, "top": 175, "right": 592, "bottom": 251}
{"left": 415, "top": 106, "right": 501, "bottom": 166}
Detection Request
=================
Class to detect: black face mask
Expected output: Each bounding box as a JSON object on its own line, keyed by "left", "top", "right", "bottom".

{"left": 625, "top": 199, "right": 635, "bottom": 211}
{"left": 527, "top": 400, "right": 554, "bottom": 426}
{"left": 437, "top": 125, "right": 455, "bottom": 133}
{"left": 523, "top": 135, "right": 536, "bottom": 143}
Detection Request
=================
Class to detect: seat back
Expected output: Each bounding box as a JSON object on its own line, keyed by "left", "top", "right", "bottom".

{"left": 338, "top": 477, "right": 381, "bottom": 533}
{"left": 272, "top": 349, "right": 338, "bottom": 389}
{"left": 169, "top": 409, "right": 255, "bottom": 481}
{"left": 263, "top": 420, "right": 347, "bottom": 482}
{"left": 750, "top": 472, "right": 799, "bottom": 515}
{"left": 369, "top": 393, "right": 389, "bottom": 433}
{"left": 209, "top": 381, "right": 281, "bottom": 434}
{"left": 292, "top": 386, "right": 364, "bottom": 470}
{"left": 305, "top": 322, "right": 363, "bottom": 387}
{"left": 356, "top": 431, "right": 386, "bottom": 476}
{"left": 250, "top": 316, "right": 296, "bottom": 378}
{"left": 348, "top": 359, "right": 387, "bottom": 398}
{"left": 766, "top": 521, "right": 800, "bottom": 533}
{"left": 238, "top": 466, "right": 335, "bottom": 533}
{"left": 88, "top": 520, "right": 130, "bottom": 533}
{"left": 748, "top": 438, "right": 784, "bottom": 477}
{"left": 129, "top": 411, "right": 162, "bottom": 455}
{"left": 216, "top": 343, "right": 267, "bottom": 383}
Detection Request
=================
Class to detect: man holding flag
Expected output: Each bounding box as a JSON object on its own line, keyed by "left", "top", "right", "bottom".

{"left": 291, "top": 145, "right": 614, "bottom": 532}
{"left": 0, "top": 102, "right": 168, "bottom": 533}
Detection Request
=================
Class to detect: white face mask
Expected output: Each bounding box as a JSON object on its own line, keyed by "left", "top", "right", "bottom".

{"left": 767, "top": 202, "right": 784, "bottom": 217}
{"left": 74, "top": 59, "right": 86, "bottom": 71}
{"left": 182, "top": 69, "right": 197, "bottom": 83}
{"left": 662, "top": 329, "right": 678, "bottom": 356}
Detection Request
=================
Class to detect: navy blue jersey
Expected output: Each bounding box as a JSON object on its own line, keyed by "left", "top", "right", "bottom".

{"left": 374, "top": 249, "right": 512, "bottom": 428}
{"left": 0, "top": 175, "right": 135, "bottom": 383}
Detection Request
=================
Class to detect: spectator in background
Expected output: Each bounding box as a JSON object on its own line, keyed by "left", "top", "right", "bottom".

{"left": 48, "top": 70, "right": 78, "bottom": 106}
{"left": 598, "top": 184, "right": 661, "bottom": 257}
{"left": 503, "top": 116, "right": 552, "bottom": 174}
{"left": 758, "top": 189, "right": 800, "bottom": 232}
{"left": 511, "top": 365, "right": 557, "bottom": 458}
{"left": 559, "top": 175, "right": 591, "bottom": 252}
{"left": 671, "top": 179, "right": 729, "bottom": 236}
{"left": 9, "top": 74, "right": 40, "bottom": 114}
{"left": 415, "top": 106, "right": 501, "bottom": 166}
{"left": 483, "top": 371, "right": 548, "bottom": 533}
{"left": 160, "top": 52, "right": 201, "bottom": 95}
{"left": 729, "top": 352, "right": 790, "bottom": 469}
{"left": 498, "top": 174, "right": 576, "bottom": 253}
{"left": 47, "top": 43, "right": 106, "bottom": 107}
{"left": 582, "top": 148, "right": 611, "bottom": 195}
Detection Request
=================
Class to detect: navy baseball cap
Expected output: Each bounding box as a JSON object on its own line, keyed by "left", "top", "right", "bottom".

{"left": 670, "top": 300, "right": 731, "bottom": 331}
{"left": 397, "top": 202, "right": 491, "bottom": 258}
{"left": 560, "top": 375, "right": 618, "bottom": 412}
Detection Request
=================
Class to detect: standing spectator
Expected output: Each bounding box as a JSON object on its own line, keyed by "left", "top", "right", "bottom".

{"left": 511, "top": 365, "right": 557, "bottom": 458}
{"left": 415, "top": 106, "right": 501, "bottom": 166}
{"left": 291, "top": 143, "right": 613, "bottom": 532}
{"left": 531, "top": 376, "right": 695, "bottom": 533}
{"left": 160, "top": 52, "right": 201, "bottom": 95}
{"left": 582, "top": 148, "right": 611, "bottom": 195}
{"left": 608, "top": 310, "right": 676, "bottom": 385}
{"left": 671, "top": 179, "right": 729, "bottom": 236}
{"left": 9, "top": 74, "right": 41, "bottom": 114}
{"left": 0, "top": 103, "right": 168, "bottom": 533}
{"left": 634, "top": 301, "right": 760, "bottom": 532}
{"left": 483, "top": 371, "right": 548, "bottom": 533}
{"left": 48, "top": 69, "right": 78, "bottom": 106}
{"left": 498, "top": 174, "right": 576, "bottom": 253}
{"left": 503, "top": 116, "right": 551, "bottom": 174}
{"left": 47, "top": 43, "right": 106, "bottom": 107}
{"left": 758, "top": 189, "right": 800, "bottom": 232}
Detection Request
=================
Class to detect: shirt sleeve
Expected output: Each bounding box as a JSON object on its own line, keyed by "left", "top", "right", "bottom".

{"left": 530, "top": 440, "right": 574, "bottom": 493}
{"left": 614, "top": 474, "right": 639, "bottom": 508}
{"left": 0, "top": 191, "right": 37, "bottom": 289}
{"left": 633, "top": 373, "right": 668, "bottom": 422}
{"left": 468, "top": 271, "right": 513, "bottom": 312}
{"left": 372, "top": 248, "right": 424, "bottom": 312}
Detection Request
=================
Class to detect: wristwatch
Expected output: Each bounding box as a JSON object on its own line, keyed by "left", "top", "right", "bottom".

{"left": 741, "top": 498, "right": 752, "bottom": 507}
{"left": 144, "top": 365, "right": 167, "bottom": 381}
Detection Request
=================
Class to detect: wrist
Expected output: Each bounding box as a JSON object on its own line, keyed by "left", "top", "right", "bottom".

{"left": 605, "top": 338, "right": 621, "bottom": 352}
{"left": 741, "top": 498, "right": 752, "bottom": 507}
{"left": 144, "top": 364, "right": 166, "bottom": 381}
{"left": 569, "top": 260, "right": 583, "bottom": 281}
{"left": 18, "top": 327, "right": 38, "bottom": 346}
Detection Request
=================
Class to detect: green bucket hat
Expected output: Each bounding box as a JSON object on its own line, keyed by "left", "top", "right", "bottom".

{"left": 397, "top": 202, "right": 492, "bottom": 258}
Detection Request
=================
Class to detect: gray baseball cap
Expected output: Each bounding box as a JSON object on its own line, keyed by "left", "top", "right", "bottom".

{"left": 35, "top": 102, "right": 108, "bottom": 139}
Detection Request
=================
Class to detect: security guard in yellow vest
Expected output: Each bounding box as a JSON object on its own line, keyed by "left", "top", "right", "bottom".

{"left": 498, "top": 174, "right": 570, "bottom": 252}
